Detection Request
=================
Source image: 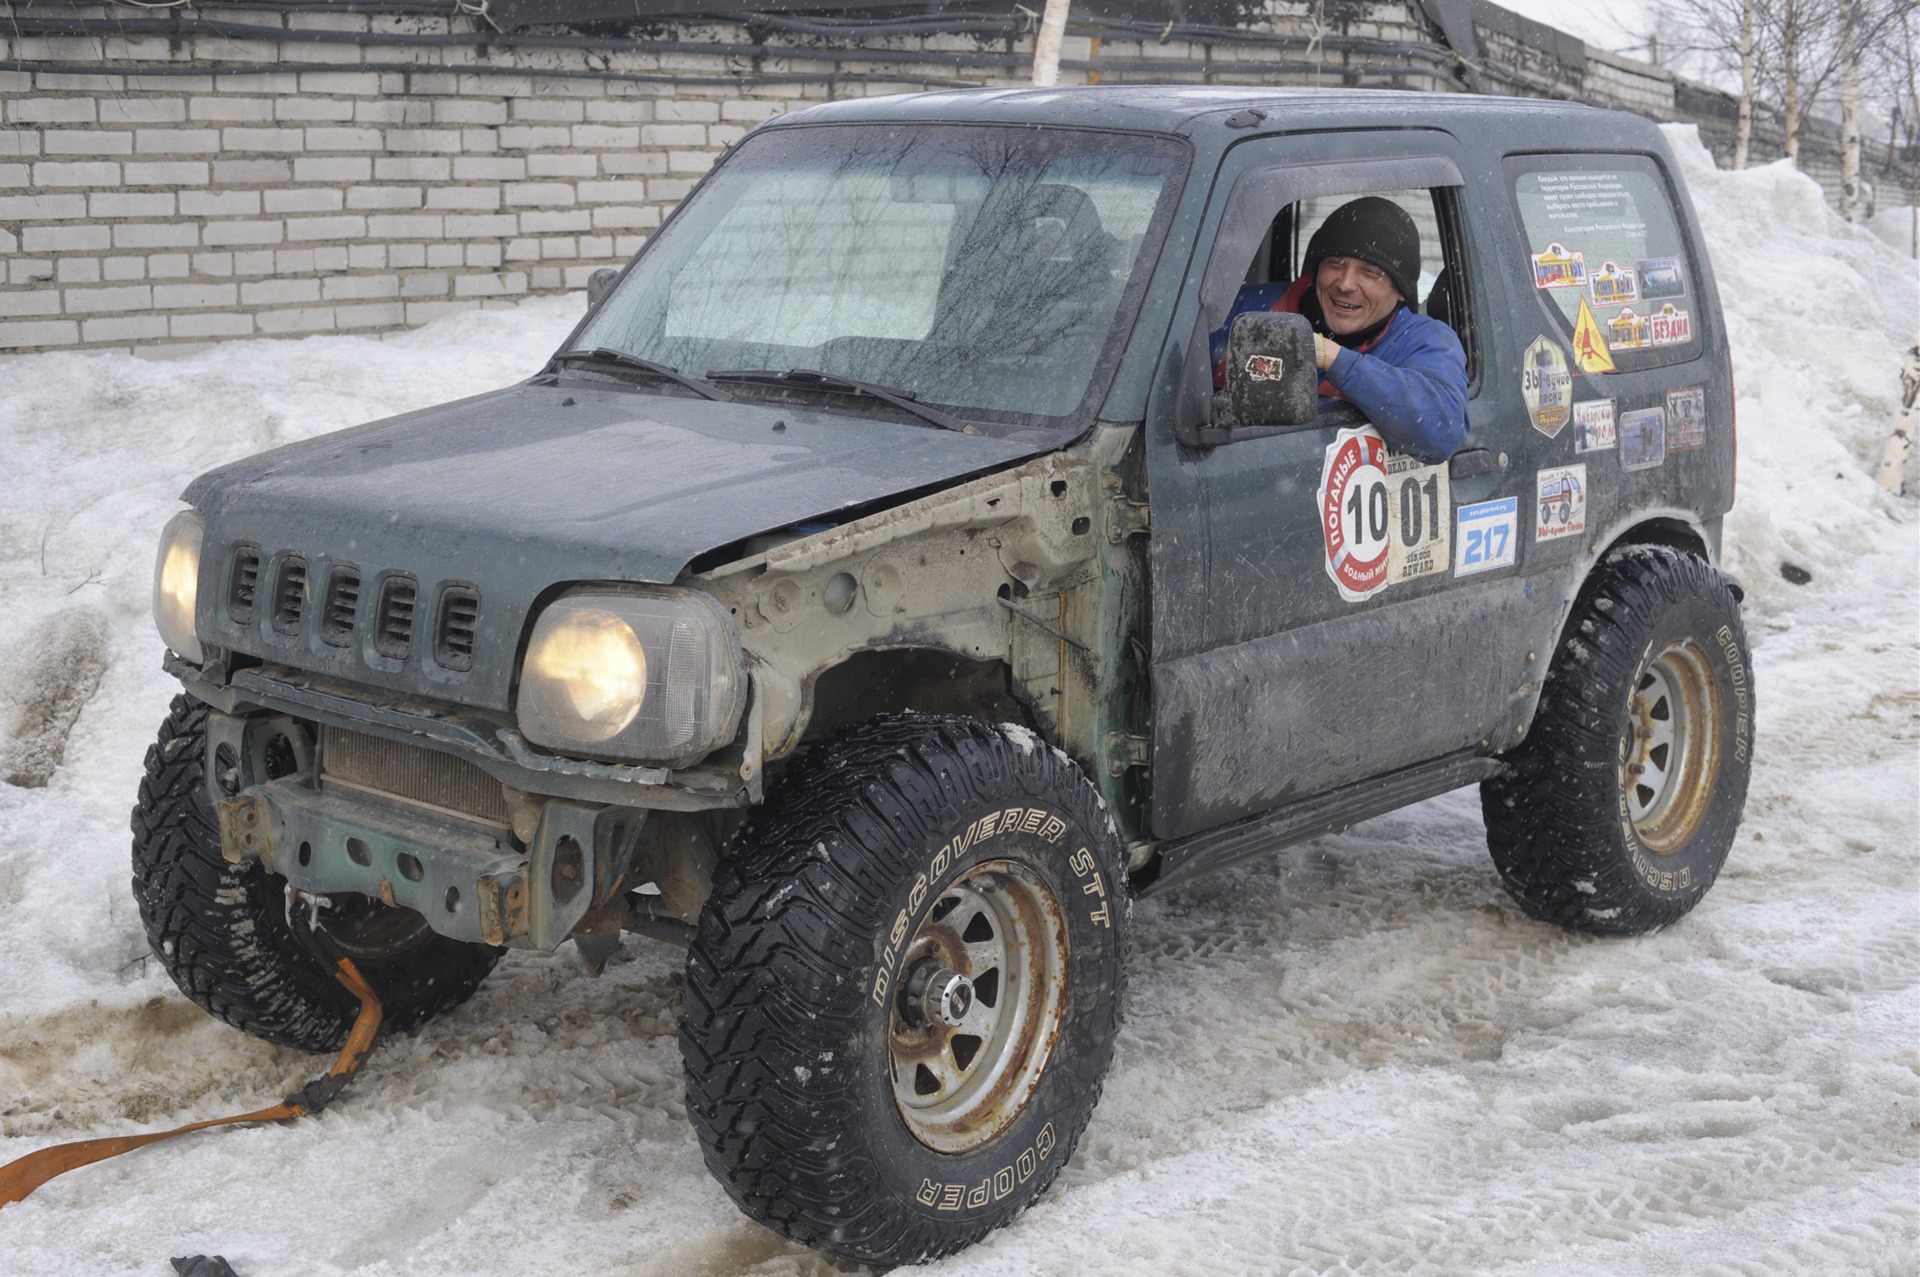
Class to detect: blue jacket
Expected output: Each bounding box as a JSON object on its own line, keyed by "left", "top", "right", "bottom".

{"left": 1213, "top": 280, "right": 1469, "bottom": 463}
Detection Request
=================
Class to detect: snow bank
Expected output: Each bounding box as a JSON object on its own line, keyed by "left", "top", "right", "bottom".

{"left": 1, "top": 136, "right": 1915, "bottom": 1277}
{"left": 1661, "top": 125, "right": 1918, "bottom": 618}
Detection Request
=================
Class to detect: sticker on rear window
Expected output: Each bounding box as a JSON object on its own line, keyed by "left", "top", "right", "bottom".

{"left": 1536, "top": 464, "right": 1587, "bottom": 542}
{"left": 1649, "top": 304, "right": 1693, "bottom": 346}
{"left": 1572, "top": 297, "right": 1615, "bottom": 374}
{"left": 1532, "top": 242, "right": 1588, "bottom": 290}
{"left": 1608, "top": 308, "right": 1652, "bottom": 350}
{"left": 1637, "top": 257, "right": 1686, "bottom": 300}
{"left": 1455, "top": 497, "right": 1517, "bottom": 577}
{"left": 1620, "top": 407, "right": 1667, "bottom": 470}
{"left": 1666, "top": 386, "right": 1707, "bottom": 451}
{"left": 1588, "top": 259, "right": 1639, "bottom": 307}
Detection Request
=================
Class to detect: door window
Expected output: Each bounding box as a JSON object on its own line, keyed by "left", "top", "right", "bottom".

{"left": 1218, "top": 185, "right": 1479, "bottom": 392}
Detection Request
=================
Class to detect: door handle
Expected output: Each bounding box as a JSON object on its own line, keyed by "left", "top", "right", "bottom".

{"left": 1450, "top": 448, "right": 1495, "bottom": 479}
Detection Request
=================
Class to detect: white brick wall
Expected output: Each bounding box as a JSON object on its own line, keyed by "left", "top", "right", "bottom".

{"left": 0, "top": 1, "right": 1777, "bottom": 353}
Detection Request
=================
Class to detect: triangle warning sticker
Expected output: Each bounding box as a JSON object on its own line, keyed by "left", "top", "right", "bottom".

{"left": 1572, "top": 295, "right": 1616, "bottom": 374}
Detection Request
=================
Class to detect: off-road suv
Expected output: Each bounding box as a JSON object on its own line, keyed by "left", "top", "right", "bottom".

{"left": 136, "top": 87, "right": 1752, "bottom": 1266}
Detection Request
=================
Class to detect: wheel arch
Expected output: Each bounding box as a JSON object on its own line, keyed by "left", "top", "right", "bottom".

{"left": 1506, "top": 512, "right": 1732, "bottom": 747}
{"left": 797, "top": 645, "right": 1046, "bottom": 748}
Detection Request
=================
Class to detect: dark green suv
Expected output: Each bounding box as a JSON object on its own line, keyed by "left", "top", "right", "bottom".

{"left": 136, "top": 87, "right": 1751, "bottom": 1266}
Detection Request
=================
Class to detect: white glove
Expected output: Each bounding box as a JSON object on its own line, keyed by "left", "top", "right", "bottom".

{"left": 1314, "top": 334, "right": 1338, "bottom": 371}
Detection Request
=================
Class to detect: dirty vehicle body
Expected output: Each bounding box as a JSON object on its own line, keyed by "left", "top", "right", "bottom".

{"left": 136, "top": 88, "right": 1752, "bottom": 1265}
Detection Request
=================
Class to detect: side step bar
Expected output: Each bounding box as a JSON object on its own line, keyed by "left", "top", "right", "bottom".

{"left": 1134, "top": 750, "right": 1508, "bottom": 899}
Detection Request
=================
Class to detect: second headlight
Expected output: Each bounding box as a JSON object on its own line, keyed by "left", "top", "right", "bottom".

{"left": 517, "top": 588, "right": 744, "bottom": 766}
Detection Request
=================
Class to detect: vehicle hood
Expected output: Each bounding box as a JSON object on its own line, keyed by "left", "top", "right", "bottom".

{"left": 185, "top": 381, "right": 1044, "bottom": 711}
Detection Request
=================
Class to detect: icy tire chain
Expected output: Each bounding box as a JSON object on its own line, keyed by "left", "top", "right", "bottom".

{"left": 131, "top": 694, "right": 502, "bottom": 1053}
{"left": 1482, "top": 546, "right": 1753, "bottom": 936}
{"left": 681, "top": 714, "right": 1128, "bottom": 1266}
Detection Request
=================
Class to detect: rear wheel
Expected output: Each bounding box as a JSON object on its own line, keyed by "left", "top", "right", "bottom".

{"left": 681, "top": 716, "right": 1127, "bottom": 1266}
{"left": 131, "top": 694, "right": 502, "bottom": 1052}
{"left": 1483, "top": 547, "right": 1754, "bottom": 934}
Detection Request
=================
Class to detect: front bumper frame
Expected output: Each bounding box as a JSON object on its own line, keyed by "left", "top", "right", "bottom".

{"left": 169, "top": 652, "right": 762, "bottom": 811}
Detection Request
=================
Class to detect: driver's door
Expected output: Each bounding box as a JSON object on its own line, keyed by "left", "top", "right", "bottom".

{"left": 1143, "top": 132, "right": 1535, "bottom": 841}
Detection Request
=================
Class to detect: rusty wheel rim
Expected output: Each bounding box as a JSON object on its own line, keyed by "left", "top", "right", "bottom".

{"left": 888, "top": 860, "right": 1067, "bottom": 1154}
{"left": 1623, "top": 639, "right": 1722, "bottom": 854}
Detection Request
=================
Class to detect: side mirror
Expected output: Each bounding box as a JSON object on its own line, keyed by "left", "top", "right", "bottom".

{"left": 586, "top": 267, "right": 619, "bottom": 311}
{"left": 1214, "top": 310, "right": 1319, "bottom": 430}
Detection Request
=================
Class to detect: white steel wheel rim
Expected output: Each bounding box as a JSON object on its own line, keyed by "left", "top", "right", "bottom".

{"left": 1623, "top": 639, "right": 1722, "bottom": 853}
{"left": 888, "top": 859, "right": 1068, "bottom": 1154}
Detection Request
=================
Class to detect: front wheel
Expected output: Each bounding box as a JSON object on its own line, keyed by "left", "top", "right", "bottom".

{"left": 1483, "top": 546, "right": 1755, "bottom": 934}
{"left": 131, "top": 694, "right": 503, "bottom": 1052}
{"left": 680, "top": 716, "right": 1127, "bottom": 1266}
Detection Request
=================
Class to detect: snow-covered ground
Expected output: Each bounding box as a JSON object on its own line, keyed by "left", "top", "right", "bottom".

{"left": 1, "top": 128, "right": 1915, "bottom": 1275}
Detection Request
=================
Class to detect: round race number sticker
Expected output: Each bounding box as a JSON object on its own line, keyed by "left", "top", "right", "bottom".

{"left": 1319, "top": 427, "right": 1393, "bottom": 602}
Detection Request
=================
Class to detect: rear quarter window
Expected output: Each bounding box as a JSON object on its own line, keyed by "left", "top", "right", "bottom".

{"left": 1504, "top": 154, "right": 1702, "bottom": 372}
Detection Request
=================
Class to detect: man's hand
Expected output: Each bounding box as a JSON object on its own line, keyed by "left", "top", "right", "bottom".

{"left": 1314, "top": 334, "right": 1339, "bottom": 371}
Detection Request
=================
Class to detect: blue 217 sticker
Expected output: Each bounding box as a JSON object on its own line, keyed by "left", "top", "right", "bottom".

{"left": 1455, "top": 497, "right": 1518, "bottom": 576}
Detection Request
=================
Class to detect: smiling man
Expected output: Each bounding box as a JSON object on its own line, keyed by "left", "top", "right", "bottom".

{"left": 1215, "top": 195, "right": 1469, "bottom": 462}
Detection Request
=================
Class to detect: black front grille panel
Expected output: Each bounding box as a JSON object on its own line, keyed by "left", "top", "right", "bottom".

{"left": 221, "top": 544, "right": 478, "bottom": 675}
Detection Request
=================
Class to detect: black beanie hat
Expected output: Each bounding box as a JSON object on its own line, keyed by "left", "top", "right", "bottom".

{"left": 1303, "top": 196, "right": 1421, "bottom": 304}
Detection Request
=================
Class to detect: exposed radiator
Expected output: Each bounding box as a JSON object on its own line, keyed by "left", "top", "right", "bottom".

{"left": 321, "top": 724, "right": 510, "bottom": 827}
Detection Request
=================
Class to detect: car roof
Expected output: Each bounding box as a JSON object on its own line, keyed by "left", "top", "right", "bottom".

{"left": 771, "top": 86, "right": 1632, "bottom": 139}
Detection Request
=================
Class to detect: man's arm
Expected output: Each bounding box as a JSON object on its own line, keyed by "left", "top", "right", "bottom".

{"left": 1320, "top": 317, "right": 1469, "bottom": 463}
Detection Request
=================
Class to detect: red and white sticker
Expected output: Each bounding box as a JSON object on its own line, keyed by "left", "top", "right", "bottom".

{"left": 1318, "top": 426, "right": 1393, "bottom": 601}
{"left": 1535, "top": 463, "right": 1587, "bottom": 542}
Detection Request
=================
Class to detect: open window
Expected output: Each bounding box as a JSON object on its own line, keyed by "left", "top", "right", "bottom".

{"left": 1176, "top": 156, "right": 1476, "bottom": 448}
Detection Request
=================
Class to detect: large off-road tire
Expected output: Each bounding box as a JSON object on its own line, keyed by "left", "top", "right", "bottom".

{"left": 131, "top": 694, "right": 503, "bottom": 1052}
{"left": 1483, "top": 546, "right": 1755, "bottom": 935}
{"left": 681, "top": 716, "right": 1128, "bottom": 1266}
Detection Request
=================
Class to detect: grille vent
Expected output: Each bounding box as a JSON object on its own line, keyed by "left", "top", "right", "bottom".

{"left": 320, "top": 566, "right": 362, "bottom": 648}
{"left": 321, "top": 725, "right": 509, "bottom": 827}
{"left": 228, "top": 545, "right": 260, "bottom": 625}
{"left": 373, "top": 575, "right": 418, "bottom": 659}
{"left": 271, "top": 555, "right": 308, "bottom": 636}
{"left": 434, "top": 586, "right": 480, "bottom": 672}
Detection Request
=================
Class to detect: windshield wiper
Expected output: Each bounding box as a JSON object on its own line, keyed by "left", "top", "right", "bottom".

{"left": 551, "top": 348, "right": 732, "bottom": 402}
{"left": 705, "top": 368, "right": 980, "bottom": 435}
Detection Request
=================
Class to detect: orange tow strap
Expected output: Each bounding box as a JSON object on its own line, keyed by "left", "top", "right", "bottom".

{"left": 0, "top": 957, "right": 383, "bottom": 1208}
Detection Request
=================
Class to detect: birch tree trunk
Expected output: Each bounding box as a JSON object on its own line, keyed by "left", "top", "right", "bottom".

{"left": 1874, "top": 339, "right": 1919, "bottom": 494}
{"left": 1784, "top": 18, "right": 1801, "bottom": 164}
{"left": 1735, "top": 0, "right": 1756, "bottom": 169}
{"left": 1841, "top": 0, "right": 1862, "bottom": 221}
{"left": 1031, "top": 0, "right": 1071, "bottom": 87}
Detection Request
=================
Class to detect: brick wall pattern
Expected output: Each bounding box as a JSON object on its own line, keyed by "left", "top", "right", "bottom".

{"left": 0, "top": 1, "right": 1902, "bottom": 354}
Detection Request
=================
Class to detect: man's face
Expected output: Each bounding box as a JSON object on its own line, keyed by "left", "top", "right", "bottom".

{"left": 1315, "top": 256, "right": 1402, "bottom": 335}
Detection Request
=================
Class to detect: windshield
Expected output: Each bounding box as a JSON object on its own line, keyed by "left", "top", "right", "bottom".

{"left": 572, "top": 124, "right": 1189, "bottom": 434}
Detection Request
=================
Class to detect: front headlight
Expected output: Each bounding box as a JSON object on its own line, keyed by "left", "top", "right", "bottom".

{"left": 517, "top": 588, "right": 744, "bottom": 765}
{"left": 152, "top": 509, "right": 206, "bottom": 663}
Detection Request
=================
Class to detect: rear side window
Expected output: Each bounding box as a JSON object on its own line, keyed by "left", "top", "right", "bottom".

{"left": 1505, "top": 155, "right": 1702, "bottom": 372}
